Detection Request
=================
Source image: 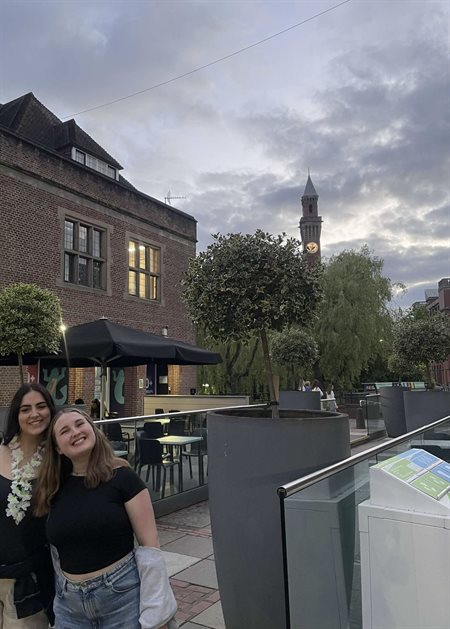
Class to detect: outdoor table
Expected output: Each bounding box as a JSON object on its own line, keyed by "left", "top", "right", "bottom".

{"left": 156, "top": 435, "right": 204, "bottom": 485}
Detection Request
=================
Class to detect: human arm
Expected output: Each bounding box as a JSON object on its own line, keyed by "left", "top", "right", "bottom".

{"left": 125, "top": 488, "right": 160, "bottom": 547}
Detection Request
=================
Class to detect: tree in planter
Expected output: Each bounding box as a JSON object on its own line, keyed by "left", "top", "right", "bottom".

{"left": 389, "top": 307, "right": 450, "bottom": 386}
{"left": 0, "top": 283, "right": 62, "bottom": 384}
{"left": 271, "top": 328, "right": 318, "bottom": 390}
{"left": 182, "top": 231, "right": 323, "bottom": 417}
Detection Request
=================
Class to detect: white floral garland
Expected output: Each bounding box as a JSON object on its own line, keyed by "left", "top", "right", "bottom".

{"left": 6, "top": 435, "right": 44, "bottom": 525}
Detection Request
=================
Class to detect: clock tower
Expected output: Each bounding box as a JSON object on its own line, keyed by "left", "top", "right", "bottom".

{"left": 299, "top": 174, "right": 322, "bottom": 264}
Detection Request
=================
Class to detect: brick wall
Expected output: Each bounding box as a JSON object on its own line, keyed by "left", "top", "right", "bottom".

{"left": 0, "top": 128, "right": 199, "bottom": 413}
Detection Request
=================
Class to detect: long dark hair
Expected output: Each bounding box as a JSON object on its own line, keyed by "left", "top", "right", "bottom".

{"left": 35, "top": 408, "right": 128, "bottom": 516}
{"left": 3, "top": 383, "right": 56, "bottom": 445}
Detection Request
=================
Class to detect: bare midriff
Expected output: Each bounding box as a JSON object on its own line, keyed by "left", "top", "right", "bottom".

{"left": 63, "top": 554, "right": 129, "bottom": 582}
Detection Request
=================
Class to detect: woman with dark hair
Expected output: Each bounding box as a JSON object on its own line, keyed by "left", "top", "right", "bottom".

{"left": 35, "top": 408, "right": 177, "bottom": 629}
{"left": 0, "top": 383, "right": 55, "bottom": 627}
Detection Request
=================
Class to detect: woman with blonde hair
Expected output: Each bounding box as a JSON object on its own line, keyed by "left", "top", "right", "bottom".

{"left": 35, "top": 407, "right": 177, "bottom": 629}
{"left": 0, "top": 383, "right": 55, "bottom": 627}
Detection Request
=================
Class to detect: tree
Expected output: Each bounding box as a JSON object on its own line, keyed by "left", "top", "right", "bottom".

{"left": 0, "top": 283, "right": 62, "bottom": 384}
{"left": 390, "top": 307, "right": 450, "bottom": 385}
{"left": 315, "top": 246, "right": 395, "bottom": 389}
{"left": 182, "top": 231, "right": 323, "bottom": 417}
{"left": 271, "top": 328, "right": 318, "bottom": 390}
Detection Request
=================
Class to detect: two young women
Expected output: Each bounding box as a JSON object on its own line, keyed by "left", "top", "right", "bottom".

{"left": 1, "top": 385, "right": 176, "bottom": 628}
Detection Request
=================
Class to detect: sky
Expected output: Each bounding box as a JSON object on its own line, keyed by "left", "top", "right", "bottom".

{"left": 1, "top": 0, "right": 449, "bottom": 308}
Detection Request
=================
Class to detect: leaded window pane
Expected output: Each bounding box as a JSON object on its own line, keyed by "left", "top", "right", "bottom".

{"left": 79, "top": 226, "right": 88, "bottom": 253}
{"left": 64, "top": 221, "right": 74, "bottom": 250}
{"left": 78, "top": 257, "right": 89, "bottom": 286}
{"left": 93, "top": 230, "right": 101, "bottom": 258}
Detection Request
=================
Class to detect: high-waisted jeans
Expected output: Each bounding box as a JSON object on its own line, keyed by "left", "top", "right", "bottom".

{"left": 54, "top": 552, "right": 140, "bottom": 629}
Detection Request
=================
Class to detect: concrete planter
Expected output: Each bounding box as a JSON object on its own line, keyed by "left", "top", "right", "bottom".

{"left": 404, "top": 390, "right": 450, "bottom": 431}
{"left": 381, "top": 388, "right": 450, "bottom": 436}
{"left": 207, "top": 407, "right": 351, "bottom": 629}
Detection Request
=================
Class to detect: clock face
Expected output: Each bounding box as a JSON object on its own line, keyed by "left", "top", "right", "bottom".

{"left": 306, "top": 241, "right": 319, "bottom": 254}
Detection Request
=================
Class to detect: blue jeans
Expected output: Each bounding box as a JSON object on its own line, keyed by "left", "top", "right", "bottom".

{"left": 54, "top": 552, "right": 140, "bottom": 628}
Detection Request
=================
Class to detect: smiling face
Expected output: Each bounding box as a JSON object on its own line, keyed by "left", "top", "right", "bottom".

{"left": 53, "top": 411, "right": 97, "bottom": 462}
{"left": 18, "top": 390, "right": 51, "bottom": 439}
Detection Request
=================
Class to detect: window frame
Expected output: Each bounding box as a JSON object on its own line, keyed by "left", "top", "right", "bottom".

{"left": 127, "top": 238, "right": 161, "bottom": 302}
{"left": 63, "top": 218, "right": 106, "bottom": 291}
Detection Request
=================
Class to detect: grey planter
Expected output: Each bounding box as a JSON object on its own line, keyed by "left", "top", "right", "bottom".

{"left": 207, "top": 407, "right": 351, "bottom": 629}
{"left": 380, "top": 387, "right": 407, "bottom": 437}
{"left": 279, "top": 390, "right": 322, "bottom": 410}
{"left": 404, "top": 390, "right": 450, "bottom": 431}
{"left": 381, "top": 388, "right": 450, "bottom": 436}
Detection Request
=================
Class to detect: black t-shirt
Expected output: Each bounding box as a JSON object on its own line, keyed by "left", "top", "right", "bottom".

{"left": 46, "top": 467, "right": 146, "bottom": 573}
{"left": 0, "top": 475, "right": 48, "bottom": 565}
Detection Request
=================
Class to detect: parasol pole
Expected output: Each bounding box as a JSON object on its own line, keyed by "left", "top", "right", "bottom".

{"left": 100, "top": 363, "right": 107, "bottom": 421}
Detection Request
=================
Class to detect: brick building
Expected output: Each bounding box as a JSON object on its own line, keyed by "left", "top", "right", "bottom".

{"left": 0, "top": 92, "right": 198, "bottom": 414}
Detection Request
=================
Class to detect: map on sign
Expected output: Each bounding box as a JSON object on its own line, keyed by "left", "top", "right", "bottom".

{"left": 374, "top": 449, "right": 450, "bottom": 501}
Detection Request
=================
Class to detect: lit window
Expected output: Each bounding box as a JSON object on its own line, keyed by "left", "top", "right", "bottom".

{"left": 128, "top": 239, "right": 160, "bottom": 301}
{"left": 63, "top": 219, "right": 105, "bottom": 290}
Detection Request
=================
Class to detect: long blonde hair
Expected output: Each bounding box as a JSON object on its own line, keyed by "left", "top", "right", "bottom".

{"left": 34, "top": 408, "right": 128, "bottom": 516}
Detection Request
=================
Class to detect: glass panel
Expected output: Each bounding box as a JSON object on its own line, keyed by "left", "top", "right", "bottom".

{"left": 78, "top": 257, "right": 89, "bottom": 286}
{"left": 128, "top": 241, "right": 136, "bottom": 268}
{"left": 64, "top": 253, "right": 75, "bottom": 282}
{"left": 75, "top": 150, "right": 85, "bottom": 164}
{"left": 139, "top": 272, "right": 148, "bottom": 299}
{"left": 79, "top": 225, "right": 88, "bottom": 253}
{"left": 150, "top": 275, "right": 158, "bottom": 300}
{"left": 93, "top": 261, "right": 102, "bottom": 289}
{"left": 64, "top": 220, "right": 74, "bottom": 250}
{"left": 139, "top": 245, "right": 147, "bottom": 270}
{"left": 149, "top": 247, "right": 159, "bottom": 273}
{"left": 107, "top": 165, "right": 116, "bottom": 179}
{"left": 128, "top": 270, "right": 137, "bottom": 296}
{"left": 282, "top": 418, "right": 450, "bottom": 629}
{"left": 93, "top": 230, "right": 101, "bottom": 258}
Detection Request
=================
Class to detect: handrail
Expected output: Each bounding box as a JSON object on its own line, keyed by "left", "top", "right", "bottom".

{"left": 278, "top": 413, "right": 450, "bottom": 498}
{"left": 93, "top": 403, "right": 268, "bottom": 426}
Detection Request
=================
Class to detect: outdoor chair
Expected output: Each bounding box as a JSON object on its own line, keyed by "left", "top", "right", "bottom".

{"left": 168, "top": 418, "right": 186, "bottom": 436}
{"left": 182, "top": 427, "right": 208, "bottom": 480}
{"left": 137, "top": 436, "right": 182, "bottom": 498}
{"left": 105, "top": 422, "right": 132, "bottom": 456}
{"left": 143, "top": 422, "right": 164, "bottom": 438}
{"left": 155, "top": 408, "right": 165, "bottom": 415}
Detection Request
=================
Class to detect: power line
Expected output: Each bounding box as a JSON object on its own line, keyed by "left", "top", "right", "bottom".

{"left": 62, "top": 0, "right": 352, "bottom": 119}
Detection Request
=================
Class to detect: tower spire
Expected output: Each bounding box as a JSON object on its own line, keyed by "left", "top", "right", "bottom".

{"left": 299, "top": 173, "right": 322, "bottom": 264}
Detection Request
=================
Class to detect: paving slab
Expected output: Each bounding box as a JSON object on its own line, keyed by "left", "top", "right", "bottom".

{"left": 157, "top": 528, "right": 187, "bottom": 546}
{"left": 162, "top": 550, "right": 201, "bottom": 577}
{"left": 157, "top": 501, "right": 210, "bottom": 529}
{"left": 162, "top": 534, "right": 214, "bottom": 559}
{"left": 179, "top": 623, "right": 209, "bottom": 628}
{"left": 190, "top": 601, "right": 225, "bottom": 629}
{"left": 174, "top": 558, "right": 218, "bottom": 589}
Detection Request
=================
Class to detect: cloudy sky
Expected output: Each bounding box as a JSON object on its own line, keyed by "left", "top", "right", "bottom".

{"left": 1, "top": 0, "right": 448, "bottom": 307}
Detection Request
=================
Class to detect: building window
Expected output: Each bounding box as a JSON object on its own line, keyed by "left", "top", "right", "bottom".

{"left": 128, "top": 240, "right": 160, "bottom": 301}
{"left": 73, "top": 148, "right": 117, "bottom": 180}
{"left": 63, "top": 219, "right": 105, "bottom": 290}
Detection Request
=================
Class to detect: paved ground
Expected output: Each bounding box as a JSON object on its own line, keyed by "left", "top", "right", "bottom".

{"left": 157, "top": 501, "right": 224, "bottom": 628}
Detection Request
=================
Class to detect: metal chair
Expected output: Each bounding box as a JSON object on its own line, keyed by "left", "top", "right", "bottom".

{"left": 182, "top": 427, "right": 208, "bottom": 480}
{"left": 137, "top": 436, "right": 182, "bottom": 498}
{"left": 143, "top": 422, "right": 164, "bottom": 438}
{"left": 155, "top": 408, "right": 165, "bottom": 415}
{"left": 105, "top": 422, "right": 132, "bottom": 455}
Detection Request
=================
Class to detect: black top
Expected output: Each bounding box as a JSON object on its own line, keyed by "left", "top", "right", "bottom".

{"left": 46, "top": 466, "right": 146, "bottom": 573}
{"left": 0, "top": 475, "right": 47, "bottom": 564}
{"left": 0, "top": 475, "right": 55, "bottom": 622}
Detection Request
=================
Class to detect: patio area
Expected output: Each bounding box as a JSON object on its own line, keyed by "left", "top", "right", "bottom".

{"left": 157, "top": 501, "right": 224, "bottom": 629}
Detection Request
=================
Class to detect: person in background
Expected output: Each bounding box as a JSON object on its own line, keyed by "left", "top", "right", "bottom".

{"left": 74, "top": 398, "right": 84, "bottom": 405}
{"left": 35, "top": 408, "right": 177, "bottom": 629}
{"left": 326, "top": 383, "right": 338, "bottom": 412}
{"left": 0, "top": 383, "right": 55, "bottom": 628}
{"left": 312, "top": 379, "right": 324, "bottom": 398}
{"left": 90, "top": 398, "right": 100, "bottom": 419}
{"left": 303, "top": 380, "right": 312, "bottom": 392}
